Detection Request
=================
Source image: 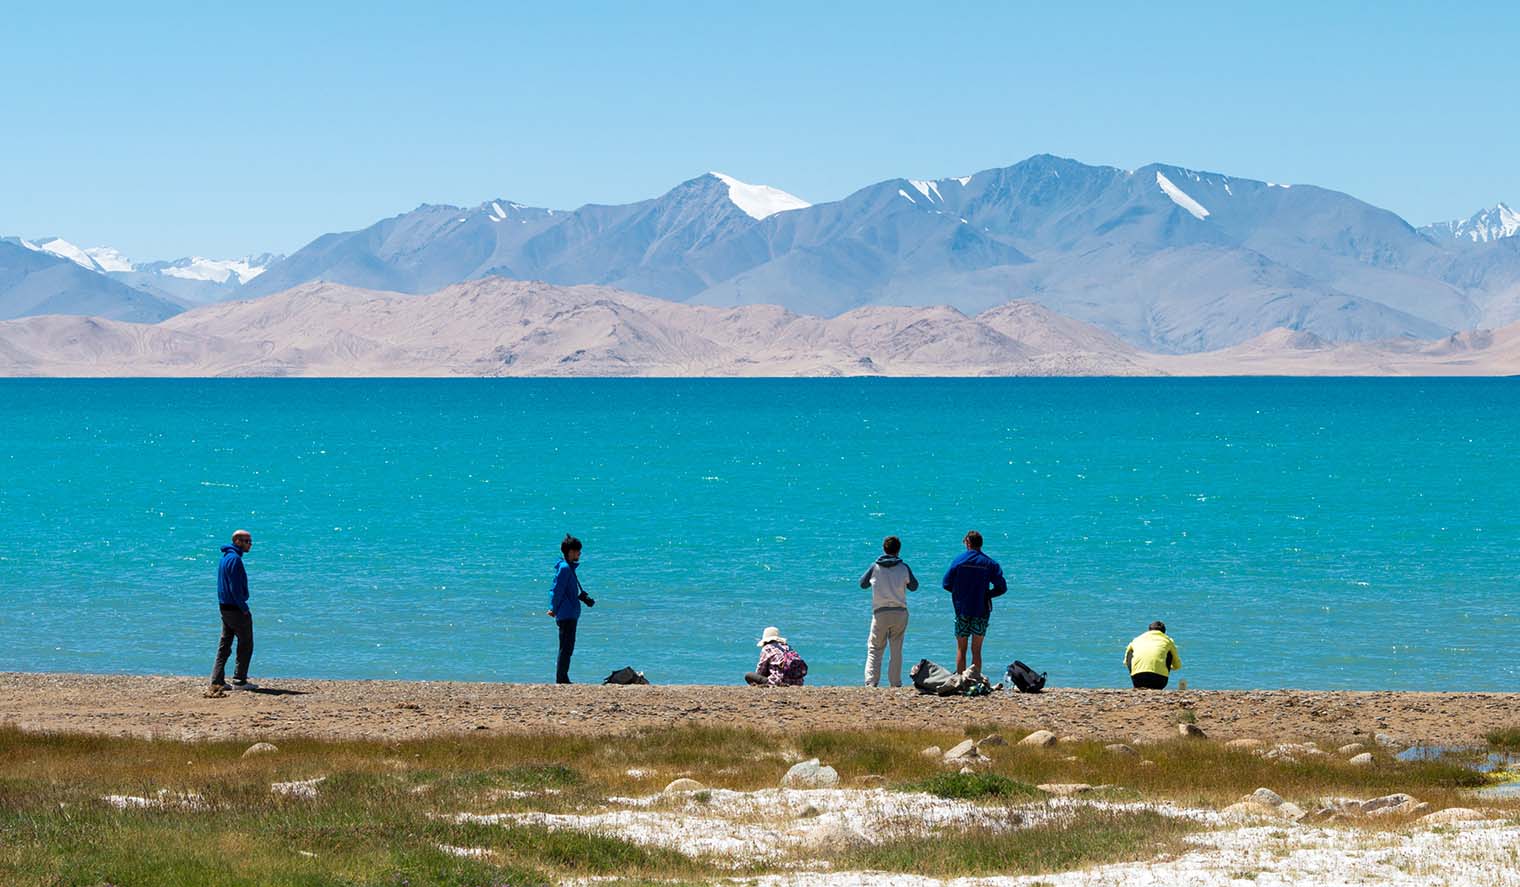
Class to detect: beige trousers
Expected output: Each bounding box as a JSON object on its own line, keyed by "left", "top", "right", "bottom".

{"left": 865, "top": 609, "right": 910, "bottom": 687}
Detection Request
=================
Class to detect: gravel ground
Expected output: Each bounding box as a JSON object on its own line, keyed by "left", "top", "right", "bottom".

{"left": 2, "top": 672, "right": 1517, "bottom": 743}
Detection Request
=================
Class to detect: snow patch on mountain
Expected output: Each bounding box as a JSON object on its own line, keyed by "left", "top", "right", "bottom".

{"left": 158, "top": 256, "right": 270, "bottom": 284}
{"left": 26, "top": 238, "right": 104, "bottom": 271}
{"left": 85, "top": 247, "right": 134, "bottom": 273}
{"left": 1424, "top": 203, "right": 1520, "bottom": 244}
{"left": 908, "top": 180, "right": 943, "bottom": 203}
{"left": 1156, "top": 171, "right": 1210, "bottom": 220}
{"left": 708, "top": 172, "right": 810, "bottom": 220}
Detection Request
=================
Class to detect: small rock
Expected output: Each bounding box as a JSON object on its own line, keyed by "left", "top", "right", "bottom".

{"left": 1278, "top": 801, "right": 1307, "bottom": 821}
{"left": 1248, "top": 787, "right": 1285, "bottom": 807}
{"left": 802, "top": 819, "right": 865, "bottom": 849}
{"left": 1062, "top": 755, "right": 1079, "bottom": 762}
{"left": 1139, "top": 759, "right": 1157, "bottom": 767}
{"left": 1104, "top": 743, "right": 1138, "bottom": 756}
{"left": 242, "top": 742, "right": 278, "bottom": 758}
{"left": 1347, "top": 753, "right": 1374, "bottom": 766}
{"left": 944, "top": 739, "right": 978, "bottom": 759}
{"left": 1419, "top": 807, "right": 1488, "bottom": 825}
{"left": 1019, "top": 730, "right": 1058, "bottom": 748}
{"left": 1374, "top": 732, "right": 1399, "bottom": 748}
{"left": 1226, "top": 738, "right": 1264, "bottom": 749}
{"left": 1337, "top": 743, "right": 1365, "bottom": 756}
{"left": 1222, "top": 800, "right": 1282, "bottom": 822}
{"left": 1037, "top": 783, "right": 1093, "bottom": 796}
{"left": 781, "top": 758, "right": 839, "bottom": 788}
{"left": 1177, "top": 723, "right": 1206, "bottom": 739}
{"left": 920, "top": 745, "right": 942, "bottom": 759}
{"left": 959, "top": 766, "right": 975, "bottom": 774}
{"left": 663, "top": 778, "right": 705, "bottom": 794}
{"left": 1057, "top": 735, "right": 1082, "bottom": 745}
{"left": 1361, "top": 793, "right": 1418, "bottom": 815}
{"left": 978, "top": 733, "right": 1007, "bottom": 748}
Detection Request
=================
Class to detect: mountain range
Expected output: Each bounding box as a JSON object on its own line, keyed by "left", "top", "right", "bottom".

{"left": 1, "top": 276, "right": 1515, "bottom": 378}
{"left": 6, "top": 155, "right": 1519, "bottom": 353}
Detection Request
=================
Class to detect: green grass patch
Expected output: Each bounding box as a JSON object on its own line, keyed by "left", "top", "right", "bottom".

{"left": 1485, "top": 727, "right": 1520, "bottom": 750}
{"left": 902, "top": 771, "right": 1045, "bottom": 800}
{"left": 834, "top": 808, "right": 1198, "bottom": 876}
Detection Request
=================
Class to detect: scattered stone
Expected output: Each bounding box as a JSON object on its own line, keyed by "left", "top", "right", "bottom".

{"left": 959, "top": 766, "right": 975, "bottom": 775}
{"left": 1420, "top": 807, "right": 1488, "bottom": 825}
{"left": 978, "top": 733, "right": 1007, "bottom": 748}
{"left": 1139, "top": 760, "right": 1157, "bottom": 767}
{"left": 1337, "top": 743, "right": 1365, "bottom": 755}
{"left": 1374, "top": 732, "right": 1399, "bottom": 748}
{"left": 920, "top": 745, "right": 942, "bottom": 759}
{"left": 1062, "top": 755, "right": 1079, "bottom": 762}
{"left": 1177, "top": 723, "right": 1206, "bottom": 739}
{"left": 1278, "top": 802, "right": 1307, "bottom": 821}
{"left": 781, "top": 759, "right": 839, "bottom": 788}
{"left": 1249, "top": 787, "right": 1286, "bottom": 807}
{"left": 1222, "top": 800, "right": 1282, "bottom": 822}
{"left": 1104, "top": 743, "right": 1138, "bottom": 756}
{"left": 1361, "top": 793, "right": 1421, "bottom": 816}
{"left": 1347, "top": 753, "right": 1374, "bottom": 766}
{"left": 1226, "top": 738, "right": 1264, "bottom": 749}
{"left": 943, "top": 739, "right": 978, "bottom": 759}
{"left": 1037, "top": 783, "right": 1094, "bottom": 796}
{"left": 802, "top": 819, "right": 865, "bottom": 849}
{"left": 242, "top": 742, "right": 278, "bottom": 758}
{"left": 944, "top": 739, "right": 990, "bottom": 766}
{"left": 663, "top": 778, "right": 705, "bottom": 794}
{"left": 271, "top": 776, "right": 326, "bottom": 800}
{"left": 1057, "top": 735, "right": 1082, "bottom": 745}
{"left": 1019, "top": 730, "right": 1058, "bottom": 748}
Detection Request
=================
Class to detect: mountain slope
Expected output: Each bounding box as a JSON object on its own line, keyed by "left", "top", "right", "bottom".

{"left": 0, "top": 241, "right": 183, "bottom": 322}
{"left": 1422, "top": 203, "right": 1520, "bottom": 244}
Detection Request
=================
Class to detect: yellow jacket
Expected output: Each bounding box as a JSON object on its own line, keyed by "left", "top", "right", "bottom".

{"left": 1125, "top": 630, "right": 1180, "bottom": 676}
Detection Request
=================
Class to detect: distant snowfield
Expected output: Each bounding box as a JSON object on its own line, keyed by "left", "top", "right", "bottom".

{"left": 710, "top": 172, "right": 811, "bottom": 220}
{"left": 158, "top": 256, "right": 268, "bottom": 284}
{"left": 1155, "top": 171, "right": 1210, "bottom": 220}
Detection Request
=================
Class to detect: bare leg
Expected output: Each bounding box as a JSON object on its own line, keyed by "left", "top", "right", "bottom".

{"left": 970, "top": 634, "right": 985, "bottom": 675}
{"left": 955, "top": 636, "right": 969, "bottom": 673}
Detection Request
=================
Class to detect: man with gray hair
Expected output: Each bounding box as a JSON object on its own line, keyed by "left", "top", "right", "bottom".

{"left": 208, "top": 529, "right": 256, "bottom": 694}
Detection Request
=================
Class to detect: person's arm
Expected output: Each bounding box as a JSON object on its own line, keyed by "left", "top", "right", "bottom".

{"left": 941, "top": 562, "right": 955, "bottom": 592}
{"left": 549, "top": 567, "right": 573, "bottom": 618}
{"left": 859, "top": 565, "right": 874, "bottom": 589}
{"left": 1125, "top": 644, "right": 1134, "bottom": 672}
{"left": 988, "top": 562, "right": 1007, "bottom": 597}
{"left": 232, "top": 558, "right": 250, "bottom": 609}
{"left": 1168, "top": 641, "right": 1180, "bottom": 671}
{"left": 905, "top": 564, "right": 919, "bottom": 592}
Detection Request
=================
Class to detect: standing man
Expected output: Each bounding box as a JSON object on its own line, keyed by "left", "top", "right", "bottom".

{"left": 941, "top": 530, "right": 1006, "bottom": 678}
{"left": 209, "top": 529, "right": 256, "bottom": 694}
{"left": 547, "top": 534, "right": 594, "bottom": 684}
{"left": 859, "top": 535, "right": 918, "bottom": 687}
{"left": 1125, "top": 620, "right": 1181, "bottom": 689}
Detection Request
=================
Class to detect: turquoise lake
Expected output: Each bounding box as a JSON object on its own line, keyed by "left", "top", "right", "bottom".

{"left": 1, "top": 378, "right": 1516, "bottom": 690}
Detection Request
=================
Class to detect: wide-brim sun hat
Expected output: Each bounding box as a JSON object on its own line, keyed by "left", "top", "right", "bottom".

{"left": 757, "top": 626, "right": 786, "bottom": 646}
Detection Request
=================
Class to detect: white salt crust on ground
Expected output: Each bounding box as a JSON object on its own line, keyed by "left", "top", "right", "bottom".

{"left": 452, "top": 788, "right": 1216, "bottom": 864}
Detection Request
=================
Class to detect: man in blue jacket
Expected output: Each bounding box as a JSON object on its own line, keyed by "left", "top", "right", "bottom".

{"left": 209, "top": 529, "right": 256, "bottom": 693}
{"left": 547, "top": 534, "right": 595, "bottom": 684}
{"left": 941, "top": 530, "right": 1006, "bottom": 677}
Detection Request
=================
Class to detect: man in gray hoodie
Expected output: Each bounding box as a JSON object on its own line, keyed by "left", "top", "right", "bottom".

{"left": 859, "top": 535, "right": 919, "bottom": 687}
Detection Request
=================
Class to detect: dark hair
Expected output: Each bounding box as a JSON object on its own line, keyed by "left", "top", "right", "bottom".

{"left": 963, "top": 530, "right": 983, "bottom": 550}
{"left": 1149, "top": 620, "right": 1166, "bottom": 633}
{"left": 560, "top": 534, "right": 582, "bottom": 556}
{"left": 882, "top": 535, "right": 901, "bottom": 555}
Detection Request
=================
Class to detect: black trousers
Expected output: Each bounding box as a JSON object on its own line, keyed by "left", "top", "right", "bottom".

{"left": 212, "top": 606, "right": 253, "bottom": 685}
{"left": 555, "top": 618, "right": 578, "bottom": 684}
{"left": 1130, "top": 671, "right": 1168, "bottom": 689}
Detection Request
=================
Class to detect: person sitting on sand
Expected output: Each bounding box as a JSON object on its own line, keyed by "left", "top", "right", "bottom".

{"left": 209, "top": 529, "right": 257, "bottom": 695}
{"left": 941, "top": 530, "right": 1006, "bottom": 678}
{"left": 745, "top": 626, "right": 807, "bottom": 686}
{"left": 860, "top": 535, "right": 918, "bottom": 688}
{"left": 547, "top": 534, "right": 595, "bottom": 684}
{"left": 1125, "top": 620, "right": 1181, "bottom": 689}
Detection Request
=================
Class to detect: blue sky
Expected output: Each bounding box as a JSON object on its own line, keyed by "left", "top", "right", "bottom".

{"left": 3, "top": 1, "right": 1517, "bottom": 259}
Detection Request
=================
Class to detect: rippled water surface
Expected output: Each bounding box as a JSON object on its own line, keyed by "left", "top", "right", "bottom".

{"left": 1, "top": 378, "right": 1516, "bottom": 689}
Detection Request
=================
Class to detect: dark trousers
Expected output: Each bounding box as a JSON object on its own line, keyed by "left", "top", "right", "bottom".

{"left": 1131, "top": 671, "right": 1168, "bottom": 690}
{"left": 555, "top": 618, "right": 578, "bottom": 684}
{"left": 212, "top": 606, "right": 253, "bottom": 685}
{"left": 744, "top": 672, "right": 766, "bottom": 686}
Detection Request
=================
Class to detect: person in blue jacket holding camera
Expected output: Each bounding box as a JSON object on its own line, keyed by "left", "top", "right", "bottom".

{"left": 547, "top": 534, "right": 595, "bottom": 683}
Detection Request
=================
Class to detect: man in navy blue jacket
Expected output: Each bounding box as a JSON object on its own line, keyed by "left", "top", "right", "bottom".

{"left": 547, "top": 534, "right": 595, "bottom": 683}
{"left": 941, "top": 530, "right": 1006, "bottom": 677}
{"left": 209, "top": 529, "right": 256, "bottom": 693}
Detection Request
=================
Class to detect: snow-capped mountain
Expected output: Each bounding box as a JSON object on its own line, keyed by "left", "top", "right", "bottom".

{"left": 1422, "top": 203, "right": 1520, "bottom": 244}
{"left": 0, "top": 240, "right": 182, "bottom": 322}
{"left": 708, "top": 172, "right": 810, "bottom": 219}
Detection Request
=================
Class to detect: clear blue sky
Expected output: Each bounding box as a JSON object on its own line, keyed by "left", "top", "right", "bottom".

{"left": 3, "top": 1, "right": 1517, "bottom": 259}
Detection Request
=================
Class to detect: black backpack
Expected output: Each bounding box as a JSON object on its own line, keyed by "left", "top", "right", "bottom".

{"left": 1006, "top": 660, "right": 1047, "bottom": 693}
{"left": 603, "top": 666, "right": 650, "bottom": 685}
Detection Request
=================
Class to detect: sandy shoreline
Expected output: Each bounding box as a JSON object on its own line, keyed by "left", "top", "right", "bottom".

{"left": 2, "top": 672, "right": 1516, "bottom": 743}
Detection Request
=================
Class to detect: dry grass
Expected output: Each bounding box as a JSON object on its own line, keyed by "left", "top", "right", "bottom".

{"left": 0, "top": 723, "right": 1508, "bottom": 886}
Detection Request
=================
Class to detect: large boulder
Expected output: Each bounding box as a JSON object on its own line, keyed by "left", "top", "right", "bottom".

{"left": 1419, "top": 807, "right": 1488, "bottom": 825}
{"left": 1019, "top": 730, "right": 1058, "bottom": 748}
{"left": 781, "top": 759, "right": 839, "bottom": 788}
{"left": 1177, "top": 723, "right": 1206, "bottom": 739}
{"left": 242, "top": 742, "right": 278, "bottom": 758}
{"left": 663, "top": 778, "right": 705, "bottom": 794}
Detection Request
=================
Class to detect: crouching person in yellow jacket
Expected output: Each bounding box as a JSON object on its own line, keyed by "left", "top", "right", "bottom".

{"left": 1125, "top": 620, "right": 1180, "bottom": 689}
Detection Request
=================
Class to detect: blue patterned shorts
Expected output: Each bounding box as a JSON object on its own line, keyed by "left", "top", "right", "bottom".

{"left": 954, "top": 614, "right": 989, "bottom": 638}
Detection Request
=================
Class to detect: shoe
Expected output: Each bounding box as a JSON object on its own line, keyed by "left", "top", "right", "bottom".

{"left": 228, "top": 679, "right": 259, "bottom": 691}
{"left": 204, "top": 684, "right": 227, "bottom": 698}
